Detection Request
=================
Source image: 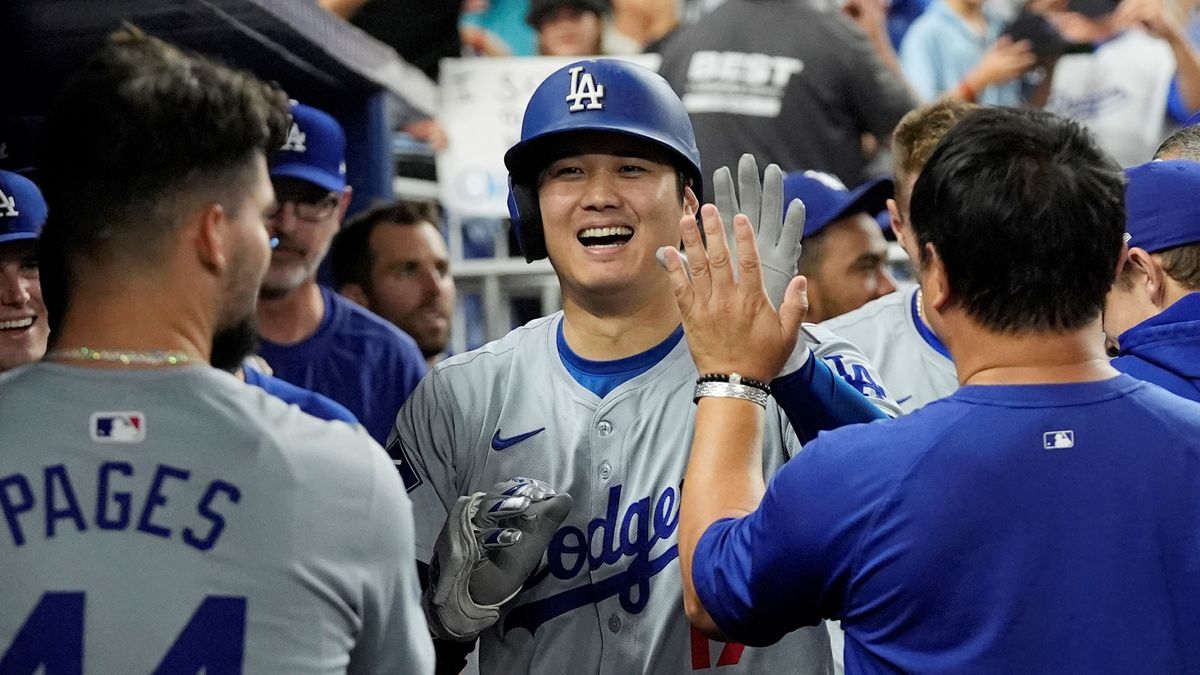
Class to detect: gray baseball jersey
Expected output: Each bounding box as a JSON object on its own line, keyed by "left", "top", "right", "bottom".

{"left": 820, "top": 286, "right": 958, "bottom": 413}
{"left": 0, "top": 363, "right": 433, "bottom": 674}
{"left": 392, "top": 312, "right": 896, "bottom": 674}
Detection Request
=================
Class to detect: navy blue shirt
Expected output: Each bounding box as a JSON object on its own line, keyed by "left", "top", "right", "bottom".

{"left": 242, "top": 364, "right": 359, "bottom": 426}
{"left": 1112, "top": 292, "right": 1200, "bottom": 403}
{"left": 259, "top": 286, "right": 427, "bottom": 444}
{"left": 694, "top": 375, "right": 1200, "bottom": 673}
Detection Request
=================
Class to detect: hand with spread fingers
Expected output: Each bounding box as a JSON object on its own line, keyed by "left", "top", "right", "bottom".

{"left": 659, "top": 202, "right": 810, "bottom": 383}
{"left": 714, "top": 153, "right": 806, "bottom": 309}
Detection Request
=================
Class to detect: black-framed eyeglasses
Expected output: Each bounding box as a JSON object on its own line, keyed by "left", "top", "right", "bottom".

{"left": 266, "top": 193, "right": 340, "bottom": 223}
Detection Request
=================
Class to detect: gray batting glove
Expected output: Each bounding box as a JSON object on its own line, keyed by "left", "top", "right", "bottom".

{"left": 714, "top": 153, "right": 806, "bottom": 309}
{"left": 423, "top": 477, "right": 573, "bottom": 641}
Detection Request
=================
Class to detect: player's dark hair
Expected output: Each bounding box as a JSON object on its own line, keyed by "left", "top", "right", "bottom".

{"left": 909, "top": 107, "right": 1125, "bottom": 332}
{"left": 37, "top": 27, "right": 289, "bottom": 332}
{"left": 1154, "top": 124, "right": 1200, "bottom": 160}
{"left": 331, "top": 199, "right": 440, "bottom": 291}
{"left": 1158, "top": 242, "right": 1200, "bottom": 290}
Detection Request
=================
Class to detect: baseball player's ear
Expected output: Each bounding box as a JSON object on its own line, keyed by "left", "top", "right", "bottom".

{"left": 924, "top": 243, "right": 952, "bottom": 311}
{"left": 1127, "top": 247, "right": 1168, "bottom": 306}
{"left": 339, "top": 282, "right": 369, "bottom": 308}
{"left": 193, "top": 202, "right": 229, "bottom": 274}
{"left": 886, "top": 199, "right": 909, "bottom": 246}
{"left": 336, "top": 186, "right": 354, "bottom": 222}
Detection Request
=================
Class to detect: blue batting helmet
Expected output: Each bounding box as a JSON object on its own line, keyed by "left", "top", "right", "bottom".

{"left": 504, "top": 59, "right": 702, "bottom": 262}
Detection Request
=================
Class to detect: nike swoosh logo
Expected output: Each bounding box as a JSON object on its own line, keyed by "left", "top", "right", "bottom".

{"left": 491, "top": 427, "right": 546, "bottom": 451}
{"left": 896, "top": 395, "right": 913, "bottom": 405}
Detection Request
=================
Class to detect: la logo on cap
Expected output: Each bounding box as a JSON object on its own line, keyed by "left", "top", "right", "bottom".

{"left": 566, "top": 65, "right": 605, "bottom": 112}
{"left": 282, "top": 122, "right": 307, "bottom": 152}
{"left": 0, "top": 188, "right": 18, "bottom": 218}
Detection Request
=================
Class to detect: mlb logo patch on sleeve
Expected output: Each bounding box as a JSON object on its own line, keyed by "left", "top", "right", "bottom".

{"left": 1043, "top": 430, "right": 1074, "bottom": 450}
{"left": 91, "top": 412, "right": 146, "bottom": 443}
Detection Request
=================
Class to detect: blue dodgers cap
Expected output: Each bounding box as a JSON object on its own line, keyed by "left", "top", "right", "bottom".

{"left": 1124, "top": 159, "right": 1200, "bottom": 252}
{"left": 504, "top": 58, "right": 703, "bottom": 262}
{"left": 782, "top": 171, "right": 893, "bottom": 238}
{"left": 504, "top": 58, "right": 702, "bottom": 203}
{"left": 0, "top": 170, "right": 47, "bottom": 245}
{"left": 269, "top": 102, "right": 347, "bottom": 192}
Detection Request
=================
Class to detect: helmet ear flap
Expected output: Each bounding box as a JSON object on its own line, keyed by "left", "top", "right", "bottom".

{"left": 507, "top": 181, "right": 548, "bottom": 263}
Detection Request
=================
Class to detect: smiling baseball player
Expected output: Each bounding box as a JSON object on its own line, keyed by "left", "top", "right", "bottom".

{"left": 390, "top": 58, "right": 898, "bottom": 674}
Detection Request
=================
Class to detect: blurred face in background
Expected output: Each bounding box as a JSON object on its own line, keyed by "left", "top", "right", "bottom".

{"left": 538, "top": 6, "right": 604, "bottom": 56}
{"left": 801, "top": 213, "right": 897, "bottom": 323}
{"left": 360, "top": 221, "right": 456, "bottom": 360}
{"left": 0, "top": 239, "right": 47, "bottom": 371}
{"left": 260, "top": 176, "right": 349, "bottom": 299}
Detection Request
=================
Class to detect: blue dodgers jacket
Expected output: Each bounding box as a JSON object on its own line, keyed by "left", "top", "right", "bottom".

{"left": 1112, "top": 292, "right": 1200, "bottom": 403}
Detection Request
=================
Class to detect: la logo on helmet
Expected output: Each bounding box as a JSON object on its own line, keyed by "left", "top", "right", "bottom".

{"left": 0, "top": 188, "right": 18, "bottom": 218}
{"left": 565, "top": 66, "right": 605, "bottom": 112}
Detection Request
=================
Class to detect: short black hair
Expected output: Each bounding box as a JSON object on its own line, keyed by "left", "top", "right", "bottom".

{"left": 37, "top": 27, "right": 289, "bottom": 331}
{"left": 909, "top": 107, "right": 1125, "bottom": 332}
{"left": 331, "top": 200, "right": 440, "bottom": 290}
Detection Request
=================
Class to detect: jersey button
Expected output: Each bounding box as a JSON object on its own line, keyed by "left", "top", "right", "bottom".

{"left": 597, "top": 420, "right": 613, "bottom": 436}
{"left": 598, "top": 460, "right": 612, "bottom": 480}
{"left": 607, "top": 614, "right": 622, "bottom": 633}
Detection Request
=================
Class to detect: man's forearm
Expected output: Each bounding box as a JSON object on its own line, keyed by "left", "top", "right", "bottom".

{"left": 869, "top": 30, "right": 906, "bottom": 79}
{"left": 680, "top": 397, "right": 767, "bottom": 637}
{"left": 1167, "top": 31, "right": 1200, "bottom": 114}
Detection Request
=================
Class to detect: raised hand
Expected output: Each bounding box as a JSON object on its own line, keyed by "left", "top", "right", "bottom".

{"left": 659, "top": 202, "right": 809, "bottom": 384}
{"left": 713, "top": 154, "right": 806, "bottom": 309}
{"left": 968, "top": 36, "right": 1037, "bottom": 89}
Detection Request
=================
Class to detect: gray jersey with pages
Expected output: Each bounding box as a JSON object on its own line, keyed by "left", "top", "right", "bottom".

{"left": 0, "top": 364, "right": 433, "bottom": 675}
{"left": 821, "top": 285, "right": 958, "bottom": 413}
{"left": 392, "top": 313, "right": 897, "bottom": 674}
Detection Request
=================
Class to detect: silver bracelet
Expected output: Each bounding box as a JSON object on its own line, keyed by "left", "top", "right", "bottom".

{"left": 693, "top": 381, "right": 769, "bottom": 408}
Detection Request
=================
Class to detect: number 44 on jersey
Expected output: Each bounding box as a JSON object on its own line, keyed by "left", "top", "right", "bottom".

{"left": 1, "top": 592, "right": 246, "bottom": 674}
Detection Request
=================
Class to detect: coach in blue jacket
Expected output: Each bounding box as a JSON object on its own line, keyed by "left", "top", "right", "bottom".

{"left": 1103, "top": 159, "right": 1200, "bottom": 402}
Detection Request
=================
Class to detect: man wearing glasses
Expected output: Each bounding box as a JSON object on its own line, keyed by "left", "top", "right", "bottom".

{"left": 257, "top": 102, "right": 427, "bottom": 444}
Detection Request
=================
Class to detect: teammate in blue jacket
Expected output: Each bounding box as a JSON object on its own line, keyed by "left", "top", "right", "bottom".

{"left": 1103, "top": 159, "right": 1200, "bottom": 402}
{"left": 667, "top": 106, "right": 1200, "bottom": 673}
{"left": 256, "top": 101, "right": 427, "bottom": 444}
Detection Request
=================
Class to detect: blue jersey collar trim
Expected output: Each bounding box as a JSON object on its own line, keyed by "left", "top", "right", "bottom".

{"left": 557, "top": 321, "right": 684, "bottom": 376}
{"left": 556, "top": 321, "right": 684, "bottom": 399}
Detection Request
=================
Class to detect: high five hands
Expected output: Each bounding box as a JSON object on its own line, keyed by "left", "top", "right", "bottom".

{"left": 715, "top": 154, "right": 806, "bottom": 309}
{"left": 658, "top": 155, "right": 810, "bottom": 383}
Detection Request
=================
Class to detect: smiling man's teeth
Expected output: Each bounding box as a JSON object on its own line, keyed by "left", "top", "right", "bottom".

{"left": 579, "top": 226, "right": 633, "bottom": 239}
{"left": 0, "top": 318, "right": 33, "bottom": 330}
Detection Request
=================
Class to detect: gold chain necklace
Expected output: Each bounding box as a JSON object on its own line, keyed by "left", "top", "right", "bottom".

{"left": 48, "top": 347, "right": 191, "bottom": 366}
